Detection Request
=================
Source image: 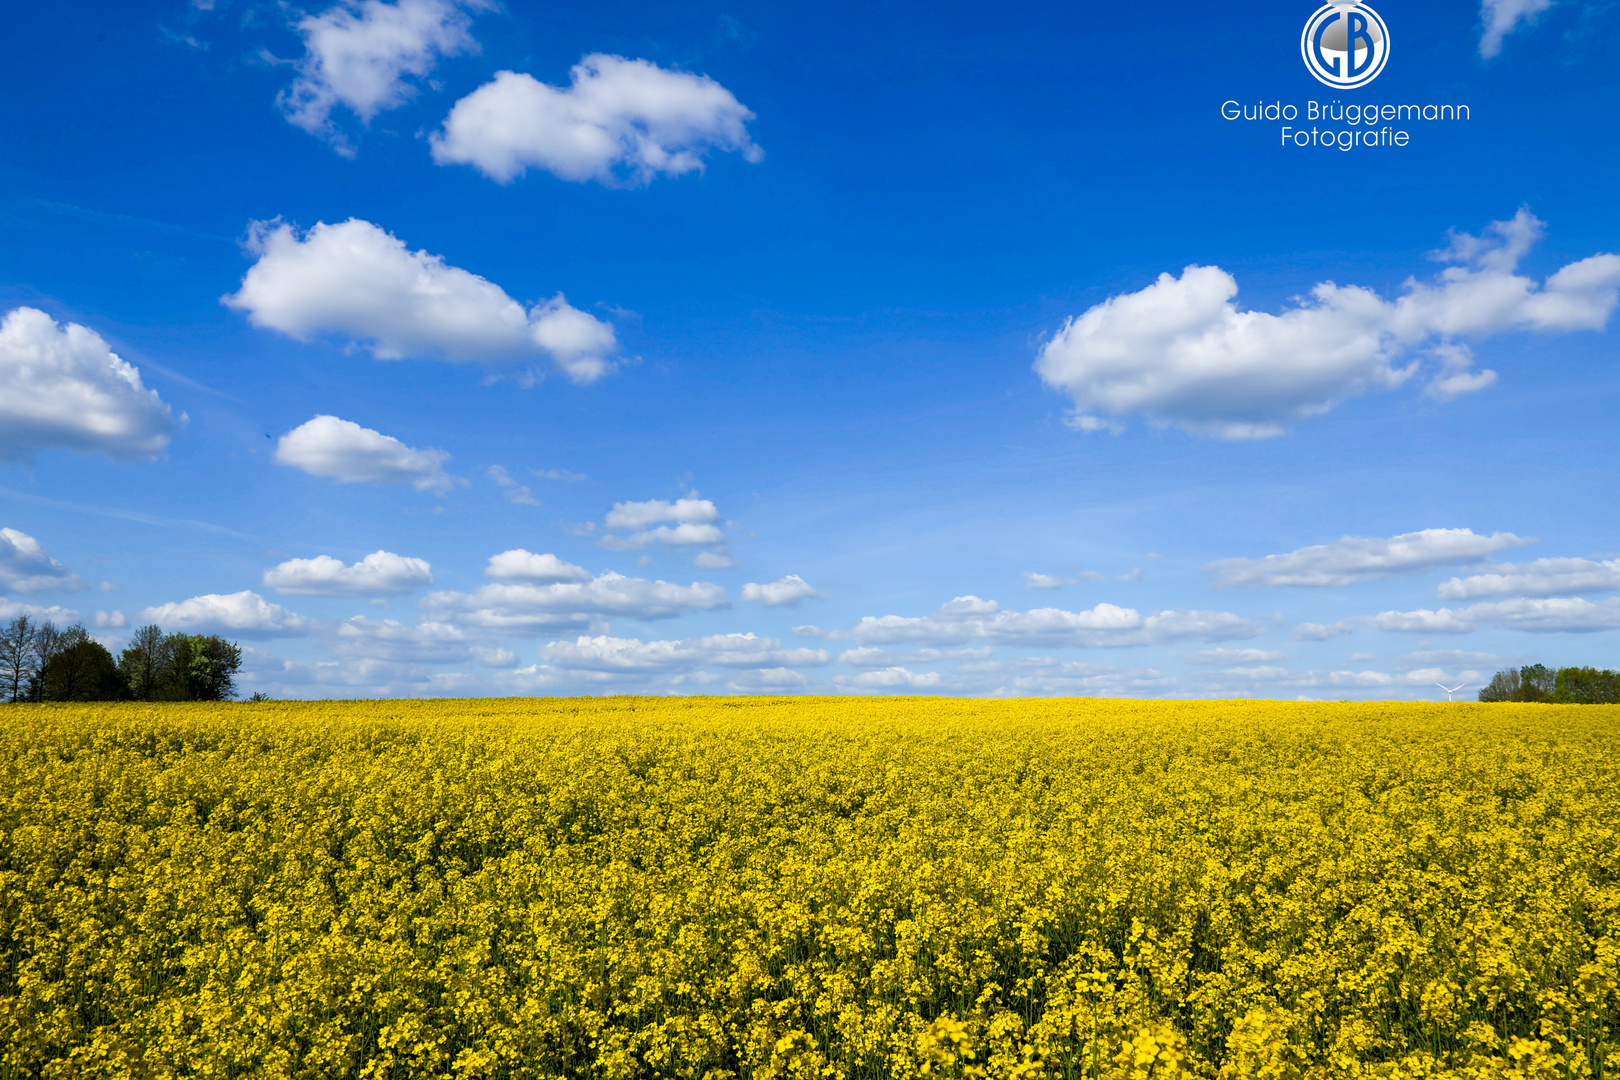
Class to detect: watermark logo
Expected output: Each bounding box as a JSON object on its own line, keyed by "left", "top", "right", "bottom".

{"left": 1301, "top": 2, "right": 1390, "bottom": 89}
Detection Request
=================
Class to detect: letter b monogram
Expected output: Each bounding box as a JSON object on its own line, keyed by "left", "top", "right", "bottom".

{"left": 1347, "top": 13, "right": 1374, "bottom": 77}
{"left": 1301, "top": 3, "right": 1390, "bottom": 88}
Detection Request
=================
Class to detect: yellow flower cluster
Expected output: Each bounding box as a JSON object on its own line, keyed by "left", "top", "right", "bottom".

{"left": 1, "top": 697, "right": 1616, "bottom": 1079}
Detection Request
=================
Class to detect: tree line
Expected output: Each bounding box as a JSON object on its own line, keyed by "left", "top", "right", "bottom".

{"left": 1479, "top": 663, "right": 1620, "bottom": 704}
{"left": 0, "top": 616, "right": 243, "bottom": 703}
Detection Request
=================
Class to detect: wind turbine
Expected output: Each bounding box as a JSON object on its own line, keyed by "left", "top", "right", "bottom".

{"left": 1436, "top": 682, "right": 1468, "bottom": 701}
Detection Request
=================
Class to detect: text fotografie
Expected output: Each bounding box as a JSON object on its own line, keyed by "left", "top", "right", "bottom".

{"left": 1221, "top": 100, "right": 1471, "bottom": 150}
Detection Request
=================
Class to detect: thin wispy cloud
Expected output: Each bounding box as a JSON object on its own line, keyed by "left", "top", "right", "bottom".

{"left": 1479, "top": 0, "right": 1554, "bottom": 57}
{"left": 278, "top": 0, "right": 491, "bottom": 152}
{"left": 798, "top": 595, "right": 1262, "bottom": 648}
{"left": 1207, "top": 529, "right": 1531, "bottom": 587}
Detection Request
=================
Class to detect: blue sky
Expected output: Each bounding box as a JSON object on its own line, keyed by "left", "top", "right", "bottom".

{"left": 2, "top": 0, "right": 1617, "bottom": 698}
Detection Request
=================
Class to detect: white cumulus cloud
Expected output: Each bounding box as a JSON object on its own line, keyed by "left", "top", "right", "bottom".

{"left": 741, "top": 575, "right": 826, "bottom": 607}
{"left": 1460, "top": 597, "right": 1620, "bottom": 633}
{"left": 824, "top": 596, "right": 1261, "bottom": 648}
{"left": 726, "top": 667, "right": 810, "bottom": 690}
{"left": 431, "top": 55, "right": 762, "bottom": 185}
{"left": 601, "top": 523, "right": 726, "bottom": 549}
{"left": 839, "top": 667, "right": 943, "bottom": 690}
{"left": 526, "top": 296, "right": 620, "bottom": 383}
{"left": 275, "top": 415, "right": 456, "bottom": 494}
{"left": 1424, "top": 343, "right": 1498, "bottom": 401}
{"left": 837, "top": 646, "right": 991, "bottom": 668}
{"left": 538, "top": 632, "right": 828, "bottom": 674}
{"left": 1391, "top": 649, "right": 1506, "bottom": 672}
{"left": 1369, "top": 597, "right": 1620, "bottom": 634}
{"left": 422, "top": 571, "right": 729, "bottom": 634}
{"left": 263, "top": 550, "right": 433, "bottom": 596}
{"left": 1207, "top": 528, "right": 1531, "bottom": 587}
{"left": 330, "top": 616, "right": 475, "bottom": 662}
{"left": 1293, "top": 621, "right": 1356, "bottom": 641}
{"left": 605, "top": 495, "right": 720, "bottom": 529}
{"left": 1367, "top": 608, "right": 1480, "bottom": 633}
{"left": 223, "top": 219, "right": 619, "bottom": 381}
{"left": 1480, "top": 0, "right": 1554, "bottom": 57}
{"left": 278, "top": 0, "right": 489, "bottom": 150}
{"left": 138, "top": 591, "right": 314, "bottom": 638}
{"left": 484, "top": 549, "right": 592, "bottom": 583}
{"left": 0, "top": 528, "right": 85, "bottom": 593}
{"left": 600, "top": 493, "right": 728, "bottom": 550}
{"left": 1184, "top": 647, "right": 1289, "bottom": 665}
{"left": 1438, "top": 557, "right": 1620, "bottom": 600}
{"left": 1193, "top": 666, "right": 1484, "bottom": 694}
{"left": 0, "top": 307, "right": 178, "bottom": 461}
{"left": 1036, "top": 211, "right": 1620, "bottom": 437}
{"left": 952, "top": 656, "right": 1173, "bottom": 696}
{"left": 0, "top": 598, "right": 79, "bottom": 624}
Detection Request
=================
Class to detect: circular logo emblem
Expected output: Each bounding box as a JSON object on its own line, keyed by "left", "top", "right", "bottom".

{"left": 1301, "top": 3, "right": 1390, "bottom": 88}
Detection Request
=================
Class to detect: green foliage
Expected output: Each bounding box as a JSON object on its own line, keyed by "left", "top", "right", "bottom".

{"left": 1479, "top": 662, "right": 1612, "bottom": 703}
{"left": 117, "top": 623, "right": 172, "bottom": 700}
{"left": 33, "top": 638, "right": 131, "bottom": 702}
{"left": 0, "top": 614, "right": 35, "bottom": 702}
{"left": 1520, "top": 663, "right": 1557, "bottom": 700}
{"left": 167, "top": 632, "right": 243, "bottom": 701}
{"left": 118, "top": 626, "right": 243, "bottom": 702}
{"left": 2, "top": 620, "right": 245, "bottom": 705}
{"left": 1477, "top": 668, "right": 1520, "bottom": 702}
{"left": 1553, "top": 666, "right": 1620, "bottom": 705}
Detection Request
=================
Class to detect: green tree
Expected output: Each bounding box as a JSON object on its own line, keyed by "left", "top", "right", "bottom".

{"left": 1552, "top": 666, "right": 1620, "bottom": 704}
{"left": 1478, "top": 663, "right": 1557, "bottom": 703}
{"left": 0, "top": 615, "right": 36, "bottom": 703}
{"left": 1478, "top": 668, "right": 1520, "bottom": 702}
{"left": 117, "top": 624, "right": 175, "bottom": 701}
{"left": 1481, "top": 663, "right": 1620, "bottom": 704}
{"left": 163, "top": 634, "right": 244, "bottom": 701}
{"left": 1519, "top": 663, "right": 1556, "bottom": 701}
{"left": 116, "top": 629, "right": 244, "bottom": 701}
{"left": 25, "top": 623, "right": 83, "bottom": 702}
{"left": 34, "top": 638, "right": 130, "bottom": 702}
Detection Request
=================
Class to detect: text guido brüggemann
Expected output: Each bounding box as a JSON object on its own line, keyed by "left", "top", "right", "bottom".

{"left": 1222, "top": 100, "right": 1469, "bottom": 149}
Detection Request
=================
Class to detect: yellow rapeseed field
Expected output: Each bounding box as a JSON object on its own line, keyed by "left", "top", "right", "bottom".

{"left": 1, "top": 697, "right": 1617, "bottom": 1080}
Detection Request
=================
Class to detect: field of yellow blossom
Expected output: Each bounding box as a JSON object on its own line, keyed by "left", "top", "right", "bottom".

{"left": 1, "top": 696, "right": 1617, "bottom": 1079}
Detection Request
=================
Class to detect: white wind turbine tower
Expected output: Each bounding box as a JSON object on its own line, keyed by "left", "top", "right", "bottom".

{"left": 1436, "top": 682, "right": 1468, "bottom": 701}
